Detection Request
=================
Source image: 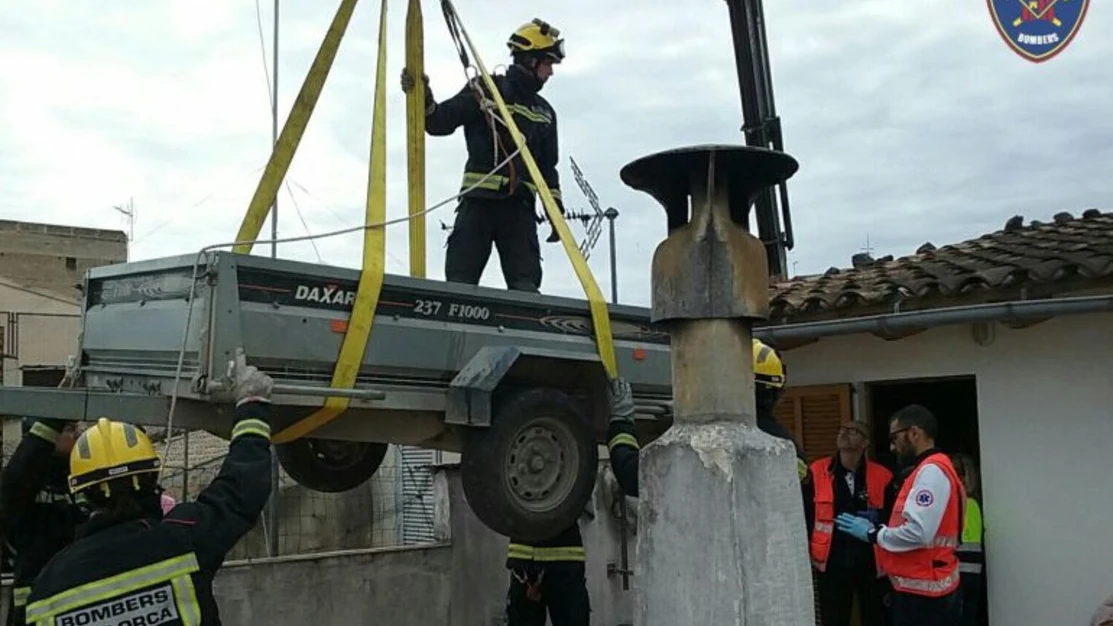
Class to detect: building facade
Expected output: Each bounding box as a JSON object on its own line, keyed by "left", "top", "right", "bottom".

{"left": 759, "top": 209, "right": 1113, "bottom": 625}
{"left": 0, "top": 219, "right": 127, "bottom": 298}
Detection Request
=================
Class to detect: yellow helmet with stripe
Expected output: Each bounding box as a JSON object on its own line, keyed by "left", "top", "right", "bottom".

{"left": 69, "top": 417, "right": 161, "bottom": 495}
{"left": 753, "top": 338, "right": 786, "bottom": 389}
{"left": 507, "top": 18, "right": 565, "bottom": 62}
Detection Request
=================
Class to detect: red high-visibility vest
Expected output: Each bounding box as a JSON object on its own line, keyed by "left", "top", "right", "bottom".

{"left": 875, "top": 452, "right": 966, "bottom": 597}
{"left": 809, "top": 457, "right": 892, "bottom": 572}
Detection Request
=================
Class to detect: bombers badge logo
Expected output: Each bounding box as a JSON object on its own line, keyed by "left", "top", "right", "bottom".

{"left": 987, "top": 0, "right": 1091, "bottom": 63}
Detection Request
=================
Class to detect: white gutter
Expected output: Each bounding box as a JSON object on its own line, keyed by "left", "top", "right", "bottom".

{"left": 754, "top": 294, "right": 1113, "bottom": 344}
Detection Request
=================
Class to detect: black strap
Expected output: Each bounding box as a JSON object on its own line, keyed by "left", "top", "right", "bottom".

{"left": 439, "top": 0, "right": 471, "bottom": 71}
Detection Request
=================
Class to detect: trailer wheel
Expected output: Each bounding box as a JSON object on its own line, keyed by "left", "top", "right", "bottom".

{"left": 461, "top": 387, "right": 598, "bottom": 541}
{"left": 276, "top": 438, "right": 389, "bottom": 493}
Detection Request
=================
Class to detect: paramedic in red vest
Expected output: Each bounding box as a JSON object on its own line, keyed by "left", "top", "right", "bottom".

{"left": 805, "top": 418, "right": 893, "bottom": 626}
{"left": 835, "top": 404, "right": 965, "bottom": 626}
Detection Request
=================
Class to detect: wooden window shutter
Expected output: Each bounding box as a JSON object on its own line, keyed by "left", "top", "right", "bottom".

{"left": 772, "top": 384, "right": 853, "bottom": 462}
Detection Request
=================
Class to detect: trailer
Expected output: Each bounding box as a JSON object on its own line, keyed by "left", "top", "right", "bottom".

{"left": 0, "top": 251, "right": 673, "bottom": 541}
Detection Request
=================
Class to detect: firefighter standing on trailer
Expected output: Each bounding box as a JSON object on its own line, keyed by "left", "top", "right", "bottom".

{"left": 0, "top": 418, "right": 86, "bottom": 626}
{"left": 834, "top": 404, "right": 966, "bottom": 626}
{"left": 22, "top": 351, "right": 275, "bottom": 626}
{"left": 608, "top": 338, "right": 810, "bottom": 498}
{"left": 401, "top": 18, "right": 567, "bottom": 293}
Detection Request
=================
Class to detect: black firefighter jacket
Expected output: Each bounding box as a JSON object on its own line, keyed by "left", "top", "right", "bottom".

{"left": 426, "top": 63, "right": 564, "bottom": 210}
{"left": 23, "top": 402, "right": 273, "bottom": 626}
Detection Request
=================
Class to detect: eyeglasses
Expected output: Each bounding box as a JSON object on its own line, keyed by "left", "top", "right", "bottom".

{"left": 888, "top": 427, "right": 910, "bottom": 443}
{"left": 838, "top": 426, "right": 864, "bottom": 437}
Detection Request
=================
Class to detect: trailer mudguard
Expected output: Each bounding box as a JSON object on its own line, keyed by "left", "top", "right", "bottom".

{"left": 445, "top": 345, "right": 603, "bottom": 427}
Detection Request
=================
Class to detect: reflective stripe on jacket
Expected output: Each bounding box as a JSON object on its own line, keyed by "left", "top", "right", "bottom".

{"left": 26, "top": 553, "right": 203, "bottom": 625}
{"left": 507, "top": 543, "right": 586, "bottom": 563}
{"left": 506, "top": 520, "right": 586, "bottom": 571}
{"left": 808, "top": 457, "right": 892, "bottom": 572}
{"left": 876, "top": 452, "right": 965, "bottom": 597}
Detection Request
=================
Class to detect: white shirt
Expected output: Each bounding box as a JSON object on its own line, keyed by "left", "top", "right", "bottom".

{"left": 877, "top": 463, "right": 952, "bottom": 553}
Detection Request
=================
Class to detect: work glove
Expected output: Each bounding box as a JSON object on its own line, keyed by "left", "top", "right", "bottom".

{"left": 834, "top": 512, "right": 874, "bottom": 543}
{"left": 232, "top": 348, "right": 274, "bottom": 407}
{"left": 400, "top": 68, "right": 434, "bottom": 112}
{"left": 607, "top": 377, "right": 636, "bottom": 426}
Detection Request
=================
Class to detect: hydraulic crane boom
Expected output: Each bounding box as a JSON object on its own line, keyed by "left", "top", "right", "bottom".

{"left": 725, "top": 0, "right": 795, "bottom": 281}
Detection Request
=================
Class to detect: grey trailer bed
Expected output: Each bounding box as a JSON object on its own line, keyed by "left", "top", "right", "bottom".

{"left": 0, "top": 251, "right": 673, "bottom": 541}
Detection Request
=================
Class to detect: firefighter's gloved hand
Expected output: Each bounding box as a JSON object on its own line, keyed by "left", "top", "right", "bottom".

{"left": 232, "top": 348, "right": 274, "bottom": 407}
{"left": 607, "top": 377, "right": 636, "bottom": 425}
{"left": 542, "top": 197, "right": 565, "bottom": 243}
{"left": 400, "top": 68, "right": 434, "bottom": 110}
{"left": 835, "top": 512, "right": 874, "bottom": 543}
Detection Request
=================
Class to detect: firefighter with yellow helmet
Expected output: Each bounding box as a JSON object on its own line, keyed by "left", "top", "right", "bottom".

{"left": 23, "top": 350, "right": 275, "bottom": 626}
{"left": 401, "top": 18, "right": 567, "bottom": 293}
{"left": 608, "top": 337, "right": 809, "bottom": 498}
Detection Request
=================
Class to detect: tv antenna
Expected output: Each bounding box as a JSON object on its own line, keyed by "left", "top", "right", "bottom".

{"left": 568, "top": 156, "right": 606, "bottom": 261}
{"left": 112, "top": 197, "right": 137, "bottom": 242}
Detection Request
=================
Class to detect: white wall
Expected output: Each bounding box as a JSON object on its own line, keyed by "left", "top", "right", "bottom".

{"left": 779, "top": 312, "right": 1113, "bottom": 626}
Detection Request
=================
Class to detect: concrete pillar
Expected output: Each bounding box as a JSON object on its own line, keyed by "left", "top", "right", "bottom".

{"left": 619, "top": 145, "right": 814, "bottom": 625}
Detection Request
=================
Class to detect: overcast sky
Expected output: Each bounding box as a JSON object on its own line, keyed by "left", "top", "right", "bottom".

{"left": 1, "top": 1, "right": 1110, "bottom": 307}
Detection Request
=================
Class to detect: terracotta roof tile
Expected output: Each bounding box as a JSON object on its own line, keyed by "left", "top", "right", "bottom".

{"left": 768, "top": 209, "right": 1113, "bottom": 321}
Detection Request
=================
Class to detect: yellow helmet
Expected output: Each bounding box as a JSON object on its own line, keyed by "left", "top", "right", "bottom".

{"left": 507, "top": 18, "right": 565, "bottom": 62}
{"left": 69, "top": 417, "right": 161, "bottom": 495}
{"left": 753, "top": 338, "right": 786, "bottom": 389}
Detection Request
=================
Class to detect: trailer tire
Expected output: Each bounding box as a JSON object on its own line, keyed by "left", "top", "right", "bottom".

{"left": 276, "top": 438, "right": 389, "bottom": 493}
{"left": 461, "top": 387, "right": 597, "bottom": 542}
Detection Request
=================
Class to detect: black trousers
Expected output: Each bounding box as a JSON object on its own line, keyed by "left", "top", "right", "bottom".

{"left": 958, "top": 573, "right": 985, "bottom": 626}
{"left": 444, "top": 195, "right": 541, "bottom": 292}
{"left": 505, "top": 568, "right": 590, "bottom": 626}
{"left": 816, "top": 565, "right": 888, "bottom": 626}
{"left": 890, "top": 588, "right": 962, "bottom": 626}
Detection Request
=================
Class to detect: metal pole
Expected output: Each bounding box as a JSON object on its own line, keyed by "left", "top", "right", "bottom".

{"left": 604, "top": 207, "right": 619, "bottom": 304}
{"left": 270, "top": 0, "right": 280, "bottom": 259}
{"left": 267, "top": 0, "right": 281, "bottom": 559}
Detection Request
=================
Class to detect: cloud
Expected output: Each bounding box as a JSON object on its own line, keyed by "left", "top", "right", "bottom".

{"left": 0, "top": 0, "right": 1110, "bottom": 308}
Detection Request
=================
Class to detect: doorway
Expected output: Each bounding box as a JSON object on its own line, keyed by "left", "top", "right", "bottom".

{"left": 866, "top": 375, "right": 980, "bottom": 469}
{"left": 865, "top": 375, "right": 987, "bottom": 626}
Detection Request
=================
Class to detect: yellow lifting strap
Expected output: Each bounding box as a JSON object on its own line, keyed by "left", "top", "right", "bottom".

{"left": 445, "top": 0, "right": 618, "bottom": 379}
{"left": 405, "top": 0, "right": 426, "bottom": 277}
{"left": 231, "top": 0, "right": 361, "bottom": 253}
{"left": 273, "top": 0, "right": 390, "bottom": 444}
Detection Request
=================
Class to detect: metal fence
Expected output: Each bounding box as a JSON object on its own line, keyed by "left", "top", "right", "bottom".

{"left": 157, "top": 431, "right": 442, "bottom": 559}
{"left": 0, "top": 421, "right": 442, "bottom": 563}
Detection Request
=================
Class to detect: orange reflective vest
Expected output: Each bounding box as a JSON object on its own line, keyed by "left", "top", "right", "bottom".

{"left": 809, "top": 457, "right": 892, "bottom": 572}
{"left": 875, "top": 452, "right": 966, "bottom": 597}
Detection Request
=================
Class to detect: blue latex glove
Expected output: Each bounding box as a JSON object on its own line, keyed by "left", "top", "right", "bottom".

{"left": 835, "top": 512, "right": 875, "bottom": 543}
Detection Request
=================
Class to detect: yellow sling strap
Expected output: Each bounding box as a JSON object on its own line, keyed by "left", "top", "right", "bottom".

{"left": 444, "top": 0, "right": 618, "bottom": 379}
{"left": 273, "top": 0, "right": 389, "bottom": 443}
{"left": 405, "top": 0, "right": 426, "bottom": 278}
{"left": 232, "top": 0, "right": 361, "bottom": 253}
